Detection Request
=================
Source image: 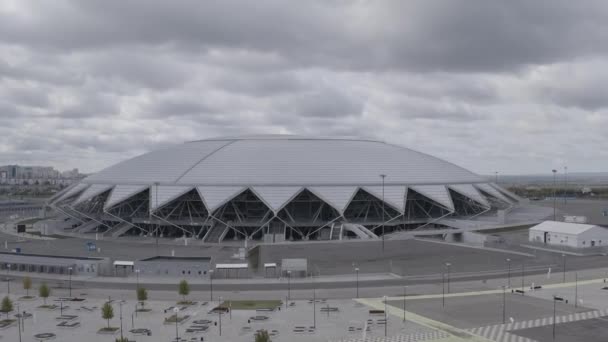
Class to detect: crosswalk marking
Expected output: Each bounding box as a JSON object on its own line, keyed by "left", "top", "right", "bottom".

{"left": 466, "top": 309, "right": 608, "bottom": 342}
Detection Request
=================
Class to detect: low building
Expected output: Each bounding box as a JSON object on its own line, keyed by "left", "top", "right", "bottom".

{"left": 529, "top": 221, "right": 608, "bottom": 248}
{"left": 134, "top": 256, "right": 212, "bottom": 278}
{"left": 0, "top": 252, "right": 111, "bottom": 276}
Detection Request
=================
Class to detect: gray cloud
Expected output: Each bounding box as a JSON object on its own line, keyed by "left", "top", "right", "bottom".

{"left": 0, "top": 1, "right": 607, "bottom": 175}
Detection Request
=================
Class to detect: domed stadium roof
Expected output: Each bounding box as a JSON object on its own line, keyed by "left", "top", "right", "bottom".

{"left": 54, "top": 135, "right": 517, "bottom": 214}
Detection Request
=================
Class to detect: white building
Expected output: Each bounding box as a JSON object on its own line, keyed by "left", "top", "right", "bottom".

{"left": 529, "top": 221, "right": 608, "bottom": 248}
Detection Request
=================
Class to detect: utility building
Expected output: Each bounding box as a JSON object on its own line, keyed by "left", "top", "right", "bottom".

{"left": 529, "top": 221, "right": 608, "bottom": 248}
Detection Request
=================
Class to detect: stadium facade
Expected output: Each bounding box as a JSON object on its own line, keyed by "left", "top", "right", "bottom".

{"left": 49, "top": 135, "right": 520, "bottom": 243}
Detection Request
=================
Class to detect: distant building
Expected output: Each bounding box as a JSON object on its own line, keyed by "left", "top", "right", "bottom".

{"left": 529, "top": 221, "right": 608, "bottom": 248}
{"left": 0, "top": 165, "right": 83, "bottom": 185}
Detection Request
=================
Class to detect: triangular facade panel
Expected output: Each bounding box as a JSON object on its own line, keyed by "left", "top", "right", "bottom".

{"left": 308, "top": 186, "right": 358, "bottom": 213}
{"left": 197, "top": 186, "right": 246, "bottom": 212}
{"left": 73, "top": 184, "right": 114, "bottom": 206}
{"left": 53, "top": 183, "right": 89, "bottom": 204}
{"left": 410, "top": 185, "right": 454, "bottom": 211}
{"left": 150, "top": 185, "right": 193, "bottom": 211}
{"left": 104, "top": 185, "right": 149, "bottom": 210}
{"left": 362, "top": 185, "right": 407, "bottom": 213}
{"left": 489, "top": 183, "right": 522, "bottom": 202}
{"left": 251, "top": 186, "right": 302, "bottom": 212}
{"left": 475, "top": 183, "right": 513, "bottom": 204}
{"left": 449, "top": 184, "right": 490, "bottom": 207}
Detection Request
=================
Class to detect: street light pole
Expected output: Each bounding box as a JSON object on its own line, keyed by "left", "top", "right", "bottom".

{"left": 442, "top": 272, "right": 445, "bottom": 307}
{"left": 287, "top": 270, "right": 291, "bottom": 302}
{"left": 564, "top": 166, "right": 568, "bottom": 204}
{"left": 552, "top": 169, "right": 557, "bottom": 221}
{"left": 355, "top": 267, "right": 359, "bottom": 298}
{"left": 506, "top": 258, "right": 511, "bottom": 288}
{"left": 6, "top": 264, "right": 10, "bottom": 295}
{"left": 219, "top": 296, "right": 223, "bottom": 336}
{"left": 445, "top": 263, "right": 451, "bottom": 294}
{"left": 501, "top": 285, "right": 506, "bottom": 324}
{"left": 495, "top": 171, "right": 498, "bottom": 184}
{"left": 521, "top": 263, "right": 525, "bottom": 295}
{"left": 380, "top": 174, "right": 386, "bottom": 253}
{"left": 135, "top": 269, "right": 140, "bottom": 291}
{"left": 383, "top": 295, "right": 388, "bottom": 337}
{"left": 562, "top": 254, "right": 566, "bottom": 283}
{"left": 17, "top": 303, "right": 21, "bottom": 342}
{"left": 312, "top": 281, "right": 316, "bottom": 329}
{"left": 403, "top": 286, "right": 407, "bottom": 323}
{"left": 575, "top": 272, "right": 578, "bottom": 308}
{"left": 119, "top": 302, "right": 124, "bottom": 342}
{"left": 209, "top": 270, "right": 214, "bottom": 301}
{"left": 68, "top": 267, "right": 73, "bottom": 298}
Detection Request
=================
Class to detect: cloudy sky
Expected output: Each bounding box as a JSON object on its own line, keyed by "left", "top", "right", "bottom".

{"left": 1, "top": 0, "right": 607, "bottom": 175}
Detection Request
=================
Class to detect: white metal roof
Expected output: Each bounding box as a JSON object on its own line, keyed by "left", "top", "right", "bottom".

{"left": 530, "top": 221, "right": 601, "bottom": 235}
{"left": 113, "top": 260, "right": 135, "bottom": 266}
{"left": 68, "top": 135, "right": 508, "bottom": 213}
{"left": 83, "top": 135, "right": 484, "bottom": 186}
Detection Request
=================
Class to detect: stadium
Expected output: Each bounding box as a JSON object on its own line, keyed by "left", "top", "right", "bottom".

{"left": 48, "top": 135, "right": 520, "bottom": 243}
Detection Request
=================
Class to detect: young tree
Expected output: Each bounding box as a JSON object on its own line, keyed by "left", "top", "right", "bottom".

{"left": 1, "top": 296, "right": 13, "bottom": 319}
{"left": 255, "top": 329, "right": 271, "bottom": 342}
{"left": 178, "top": 280, "right": 189, "bottom": 302}
{"left": 23, "top": 276, "right": 32, "bottom": 296}
{"left": 136, "top": 287, "right": 148, "bottom": 309}
{"left": 39, "top": 283, "right": 50, "bottom": 304}
{"left": 102, "top": 301, "right": 114, "bottom": 328}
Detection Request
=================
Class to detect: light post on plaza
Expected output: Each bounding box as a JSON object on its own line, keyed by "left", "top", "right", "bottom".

{"left": 135, "top": 269, "right": 140, "bottom": 290}
{"left": 119, "top": 301, "right": 124, "bottom": 342}
{"left": 501, "top": 285, "right": 506, "bottom": 324}
{"left": 209, "top": 270, "right": 214, "bottom": 301}
{"left": 442, "top": 272, "right": 446, "bottom": 307}
{"left": 312, "top": 281, "right": 316, "bottom": 329}
{"left": 154, "top": 181, "right": 160, "bottom": 253}
{"left": 553, "top": 295, "right": 564, "bottom": 340}
{"left": 380, "top": 174, "right": 386, "bottom": 253}
{"left": 354, "top": 267, "right": 360, "bottom": 298}
{"left": 17, "top": 303, "right": 21, "bottom": 342}
{"left": 564, "top": 166, "right": 568, "bottom": 204}
{"left": 445, "top": 263, "right": 452, "bottom": 293}
{"left": 562, "top": 254, "right": 566, "bottom": 283}
{"left": 383, "top": 295, "right": 388, "bottom": 337}
{"left": 173, "top": 307, "right": 180, "bottom": 341}
{"left": 287, "top": 270, "right": 292, "bottom": 303}
{"left": 521, "top": 263, "right": 525, "bottom": 295}
{"left": 575, "top": 272, "right": 578, "bottom": 308}
{"left": 403, "top": 286, "right": 407, "bottom": 323}
{"left": 495, "top": 171, "right": 499, "bottom": 183}
{"left": 68, "top": 267, "right": 73, "bottom": 297}
{"left": 6, "top": 264, "right": 10, "bottom": 295}
{"left": 552, "top": 169, "right": 557, "bottom": 221}
{"left": 506, "top": 258, "right": 511, "bottom": 288}
{"left": 219, "top": 296, "right": 223, "bottom": 336}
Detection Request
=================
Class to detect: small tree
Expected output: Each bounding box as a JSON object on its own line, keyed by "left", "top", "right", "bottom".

{"left": 1, "top": 296, "right": 13, "bottom": 319}
{"left": 102, "top": 302, "right": 114, "bottom": 328}
{"left": 23, "top": 276, "right": 32, "bottom": 297}
{"left": 178, "top": 280, "right": 189, "bottom": 302}
{"left": 255, "top": 329, "right": 271, "bottom": 342}
{"left": 39, "top": 283, "right": 50, "bottom": 305}
{"left": 137, "top": 287, "right": 148, "bottom": 309}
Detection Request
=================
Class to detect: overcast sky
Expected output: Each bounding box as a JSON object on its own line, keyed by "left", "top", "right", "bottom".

{"left": 1, "top": 1, "right": 607, "bottom": 175}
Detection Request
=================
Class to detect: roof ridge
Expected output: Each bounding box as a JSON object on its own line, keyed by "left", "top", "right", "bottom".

{"left": 173, "top": 139, "right": 237, "bottom": 182}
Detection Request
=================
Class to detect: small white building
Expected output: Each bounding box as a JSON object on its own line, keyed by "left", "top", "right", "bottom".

{"left": 529, "top": 221, "right": 608, "bottom": 248}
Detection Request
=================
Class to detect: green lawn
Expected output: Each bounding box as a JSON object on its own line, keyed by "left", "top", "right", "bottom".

{"left": 219, "top": 300, "right": 282, "bottom": 310}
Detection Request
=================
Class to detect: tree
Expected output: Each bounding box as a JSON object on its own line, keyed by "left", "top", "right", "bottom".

{"left": 178, "top": 280, "right": 189, "bottom": 302}
{"left": 102, "top": 301, "right": 114, "bottom": 328}
{"left": 39, "top": 283, "right": 50, "bottom": 304}
{"left": 137, "top": 287, "right": 148, "bottom": 309}
{"left": 1, "top": 296, "right": 13, "bottom": 319}
{"left": 23, "top": 276, "right": 32, "bottom": 296}
{"left": 255, "top": 329, "right": 271, "bottom": 342}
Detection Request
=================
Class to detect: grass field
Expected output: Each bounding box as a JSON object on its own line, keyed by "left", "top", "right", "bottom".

{"left": 219, "top": 300, "right": 282, "bottom": 310}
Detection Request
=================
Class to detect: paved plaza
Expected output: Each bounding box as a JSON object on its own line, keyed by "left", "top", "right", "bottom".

{"left": 0, "top": 294, "right": 439, "bottom": 342}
